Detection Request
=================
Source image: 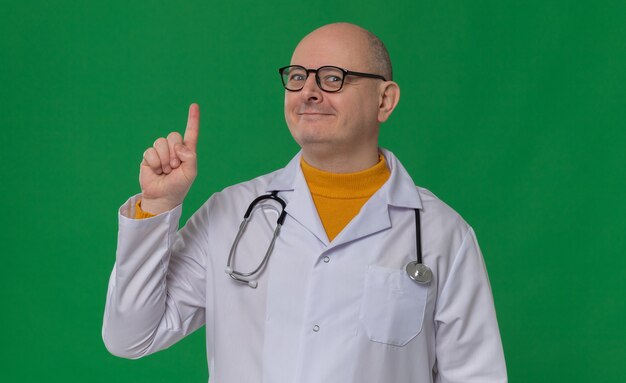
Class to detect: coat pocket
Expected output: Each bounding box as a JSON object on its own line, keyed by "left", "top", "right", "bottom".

{"left": 359, "top": 265, "right": 429, "bottom": 346}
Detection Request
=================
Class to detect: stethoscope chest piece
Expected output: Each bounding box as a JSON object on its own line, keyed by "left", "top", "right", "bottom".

{"left": 405, "top": 260, "right": 432, "bottom": 284}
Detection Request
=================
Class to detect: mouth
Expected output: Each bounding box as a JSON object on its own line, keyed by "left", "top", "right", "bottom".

{"left": 297, "top": 112, "right": 334, "bottom": 116}
{"left": 298, "top": 113, "right": 335, "bottom": 121}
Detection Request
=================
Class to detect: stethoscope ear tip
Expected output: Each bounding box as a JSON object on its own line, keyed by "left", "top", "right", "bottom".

{"left": 226, "top": 266, "right": 259, "bottom": 288}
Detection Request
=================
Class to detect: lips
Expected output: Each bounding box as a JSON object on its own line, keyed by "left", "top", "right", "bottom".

{"left": 297, "top": 109, "right": 335, "bottom": 116}
{"left": 298, "top": 113, "right": 335, "bottom": 121}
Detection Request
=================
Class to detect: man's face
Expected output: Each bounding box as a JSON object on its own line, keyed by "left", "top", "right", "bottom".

{"left": 284, "top": 26, "right": 384, "bottom": 157}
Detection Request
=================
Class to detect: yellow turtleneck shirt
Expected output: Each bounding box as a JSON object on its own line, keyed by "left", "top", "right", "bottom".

{"left": 135, "top": 155, "right": 391, "bottom": 242}
{"left": 299, "top": 155, "right": 390, "bottom": 241}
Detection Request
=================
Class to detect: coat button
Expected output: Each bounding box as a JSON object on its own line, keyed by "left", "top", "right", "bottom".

{"left": 312, "top": 325, "right": 320, "bottom": 332}
{"left": 323, "top": 256, "right": 330, "bottom": 263}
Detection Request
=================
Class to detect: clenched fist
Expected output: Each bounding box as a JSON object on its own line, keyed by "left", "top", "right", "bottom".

{"left": 139, "top": 103, "right": 200, "bottom": 215}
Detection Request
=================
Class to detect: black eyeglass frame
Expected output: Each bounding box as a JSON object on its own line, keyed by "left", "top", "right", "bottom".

{"left": 278, "top": 65, "right": 387, "bottom": 93}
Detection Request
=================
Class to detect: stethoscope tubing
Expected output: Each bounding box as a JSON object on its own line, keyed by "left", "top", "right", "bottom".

{"left": 415, "top": 209, "right": 423, "bottom": 265}
{"left": 226, "top": 191, "right": 432, "bottom": 287}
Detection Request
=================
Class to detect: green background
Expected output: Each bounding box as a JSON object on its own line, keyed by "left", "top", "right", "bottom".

{"left": 1, "top": 0, "right": 624, "bottom": 382}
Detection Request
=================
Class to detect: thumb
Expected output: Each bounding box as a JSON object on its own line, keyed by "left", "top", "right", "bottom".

{"left": 174, "top": 143, "right": 197, "bottom": 164}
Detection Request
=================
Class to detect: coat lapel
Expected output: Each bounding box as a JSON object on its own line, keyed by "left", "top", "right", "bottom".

{"left": 265, "top": 149, "right": 423, "bottom": 249}
{"left": 266, "top": 152, "right": 329, "bottom": 245}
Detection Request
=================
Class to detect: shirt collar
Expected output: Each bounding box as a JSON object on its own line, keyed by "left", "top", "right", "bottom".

{"left": 265, "top": 148, "right": 423, "bottom": 210}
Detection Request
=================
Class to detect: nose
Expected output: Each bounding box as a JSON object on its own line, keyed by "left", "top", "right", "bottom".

{"left": 300, "top": 72, "right": 323, "bottom": 102}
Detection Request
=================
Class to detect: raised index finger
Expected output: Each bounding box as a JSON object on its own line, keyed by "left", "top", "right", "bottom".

{"left": 184, "top": 103, "right": 200, "bottom": 153}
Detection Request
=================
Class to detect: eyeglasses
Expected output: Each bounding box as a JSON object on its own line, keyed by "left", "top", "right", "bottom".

{"left": 278, "top": 65, "right": 386, "bottom": 93}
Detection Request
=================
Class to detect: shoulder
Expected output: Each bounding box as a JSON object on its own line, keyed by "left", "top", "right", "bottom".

{"left": 417, "top": 187, "right": 467, "bottom": 223}
{"left": 416, "top": 186, "right": 471, "bottom": 245}
{"left": 202, "top": 168, "right": 283, "bottom": 214}
{"left": 219, "top": 168, "right": 281, "bottom": 198}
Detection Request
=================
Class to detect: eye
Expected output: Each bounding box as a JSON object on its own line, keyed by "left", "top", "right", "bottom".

{"left": 323, "top": 75, "right": 342, "bottom": 83}
{"left": 289, "top": 73, "right": 306, "bottom": 81}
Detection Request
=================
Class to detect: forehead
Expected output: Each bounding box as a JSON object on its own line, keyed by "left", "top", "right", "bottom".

{"left": 290, "top": 28, "right": 371, "bottom": 71}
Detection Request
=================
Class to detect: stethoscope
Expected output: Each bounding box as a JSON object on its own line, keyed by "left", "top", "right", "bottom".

{"left": 225, "top": 191, "right": 433, "bottom": 288}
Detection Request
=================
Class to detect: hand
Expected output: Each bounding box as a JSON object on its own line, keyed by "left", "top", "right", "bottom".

{"left": 139, "top": 103, "right": 200, "bottom": 214}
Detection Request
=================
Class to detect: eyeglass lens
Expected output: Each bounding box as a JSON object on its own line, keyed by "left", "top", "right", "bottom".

{"left": 281, "top": 66, "right": 345, "bottom": 92}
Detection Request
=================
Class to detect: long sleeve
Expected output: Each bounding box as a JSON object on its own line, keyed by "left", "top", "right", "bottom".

{"left": 102, "top": 194, "right": 208, "bottom": 358}
{"left": 434, "top": 228, "right": 507, "bottom": 383}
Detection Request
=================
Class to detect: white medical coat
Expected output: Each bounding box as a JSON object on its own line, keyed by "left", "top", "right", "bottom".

{"left": 103, "top": 149, "right": 507, "bottom": 383}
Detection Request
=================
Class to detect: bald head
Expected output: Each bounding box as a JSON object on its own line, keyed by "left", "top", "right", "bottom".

{"left": 284, "top": 23, "right": 401, "bottom": 172}
{"left": 292, "top": 23, "right": 393, "bottom": 81}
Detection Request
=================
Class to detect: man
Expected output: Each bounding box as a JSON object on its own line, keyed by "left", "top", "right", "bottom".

{"left": 103, "top": 23, "right": 507, "bottom": 382}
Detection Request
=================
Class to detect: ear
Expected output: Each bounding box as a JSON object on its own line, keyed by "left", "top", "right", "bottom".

{"left": 377, "top": 81, "right": 400, "bottom": 123}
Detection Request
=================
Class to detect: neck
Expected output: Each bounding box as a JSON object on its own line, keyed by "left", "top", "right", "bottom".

{"left": 300, "top": 144, "right": 380, "bottom": 173}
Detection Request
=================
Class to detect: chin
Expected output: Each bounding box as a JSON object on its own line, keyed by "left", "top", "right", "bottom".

{"left": 290, "top": 125, "right": 338, "bottom": 145}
